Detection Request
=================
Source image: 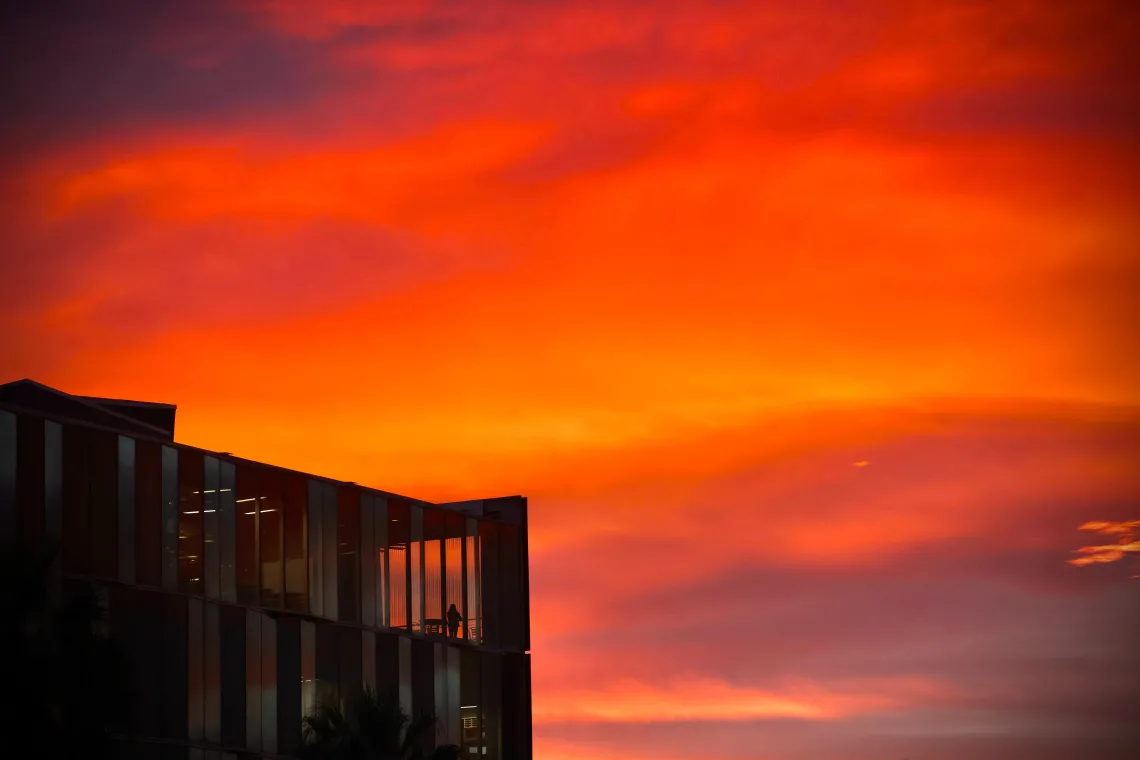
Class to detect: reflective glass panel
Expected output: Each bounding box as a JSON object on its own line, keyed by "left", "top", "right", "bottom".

{"left": 44, "top": 420, "right": 62, "bottom": 544}
{"left": 466, "top": 519, "right": 481, "bottom": 645}
{"left": 337, "top": 486, "right": 360, "bottom": 623}
{"left": 360, "top": 493, "right": 375, "bottom": 627}
{"left": 259, "top": 469, "right": 283, "bottom": 609}
{"left": 161, "top": 446, "right": 178, "bottom": 590}
{"left": 135, "top": 440, "right": 162, "bottom": 587}
{"left": 424, "top": 508, "right": 444, "bottom": 634}
{"left": 117, "top": 437, "right": 136, "bottom": 584}
{"left": 219, "top": 461, "right": 236, "bottom": 602}
{"left": 410, "top": 505, "right": 423, "bottom": 633}
{"left": 445, "top": 513, "right": 464, "bottom": 640}
{"left": 388, "top": 500, "right": 409, "bottom": 630}
{"left": 283, "top": 474, "right": 307, "bottom": 612}
{"left": 90, "top": 429, "right": 118, "bottom": 579}
{"left": 178, "top": 451, "right": 204, "bottom": 595}
{"left": 202, "top": 456, "right": 219, "bottom": 598}
{"left": 236, "top": 465, "right": 259, "bottom": 606}
{"left": 16, "top": 414, "right": 44, "bottom": 546}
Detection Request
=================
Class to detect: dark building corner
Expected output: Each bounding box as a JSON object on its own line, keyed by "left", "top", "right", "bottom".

{"left": 0, "top": 379, "right": 532, "bottom": 760}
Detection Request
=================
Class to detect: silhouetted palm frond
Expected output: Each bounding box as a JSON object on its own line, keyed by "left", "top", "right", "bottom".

{"left": 299, "top": 686, "right": 455, "bottom": 760}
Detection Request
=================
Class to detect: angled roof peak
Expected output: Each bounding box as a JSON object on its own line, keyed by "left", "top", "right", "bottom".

{"left": 0, "top": 378, "right": 177, "bottom": 440}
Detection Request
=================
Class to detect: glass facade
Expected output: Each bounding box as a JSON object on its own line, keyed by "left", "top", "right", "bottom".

{"left": 0, "top": 398, "right": 532, "bottom": 760}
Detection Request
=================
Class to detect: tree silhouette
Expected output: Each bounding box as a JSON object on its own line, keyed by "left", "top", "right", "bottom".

{"left": 0, "top": 543, "right": 131, "bottom": 760}
{"left": 299, "top": 686, "right": 462, "bottom": 760}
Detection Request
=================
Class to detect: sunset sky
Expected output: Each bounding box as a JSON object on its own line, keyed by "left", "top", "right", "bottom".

{"left": 2, "top": 1, "right": 1139, "bottom": 757}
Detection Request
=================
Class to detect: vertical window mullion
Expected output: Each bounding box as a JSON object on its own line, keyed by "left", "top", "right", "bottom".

{"left": 361, "top": 493, "right": 375, "bottom": 627}
{"left": 261, "top": 613, "right": 278, "bottom": 755}
{"left": 44, "top": 421, "right": 62, "bottom": 544}
{"left": 245, "top": 609, "right": 262, "bottom": 752}
{"left": 376, "top": 498, "right": 388, "bottom": 629}
{"left": 161, "top": 446, "right": 178, "bottom": 591}
{"left": 117, "top": 436, "right": 136, "bottom": 584}
{"left": 203, "top": 456, "right": 219, "bottom": 599}
{"left": 307, "top": 479, "right": 322, "bottom": 617}
{"left": 321, "top": 483, "right": 338, "bottom": 620}
{"left": 219, "top": 461, "right": 236, "bottom": 602}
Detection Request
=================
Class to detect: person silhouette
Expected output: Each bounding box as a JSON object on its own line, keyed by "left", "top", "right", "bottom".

{"left": 447, "top": 603, "right": 464, "bottom": 638}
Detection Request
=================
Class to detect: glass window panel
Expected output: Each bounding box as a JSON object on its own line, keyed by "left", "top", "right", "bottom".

{"left": 339, "top": 627, "right": 362, "bottom": 703}
{"left": 62, "top": 425, "right": 92, "bottom": 575}
{"left": 283, "top": 474, "right": 307, "bottom": 612}
{"left": 44, "top": 420, "right": 62, "bottom": 544}
{"left": 300, "top": 620, "right": 316, "bottom": 717}
{"left": 362, "top": 630, "right": 376, "bottom": 692}
{"left": 434, "top": 644, "right": 446, "bottom": 739}
{"left": 499, "top": 523, "right": 521, "bottom": 652}
{"left": 163, "top": 595, "right": 189, "bottom": 739}
{"left": 397, "top": 636, "right": 412, "bottom": 718}
{"left": 315, "top": 622, "right": 339, "bottom": 703}
{"left": 259, "top": 469, "right": 283, "bottom": 609}
{"left": 360, "top": 494, "right": 376, "bottom": 627}
{"left": 0, "top": 411, "right": 14, "bottom": 543}
{"left": 445, "top": 513, "right": 464, "bottom": 640}
{"left": 307, "top": 479, "right": 323, "bottom": 617}
{"left": 178, "top": 451, "right": 204, "bottom": 595}
{"left": 202, "top": 456, "right": 219, "bottom": 599}
{"left": 376, "top": 631, "right": 399, "bottom": 704}
{"left": 425, "top": 548, "right": 442, "bottom": 635}
{"left": 388, "top": 501, "right": 408, "bottom": 630}
{"left": 131, "top": 589, "right": 165, "bottom": 736}
{"left": 424, "top": 508, "right": 444, "bottom": 634}
{"left": 90, "top": 429, "right": 118, "bottom": 579}
{"left": 466, "top": 519, "right": 481, "bottom": 645}
{"left": 245, "top": 609, "right": 262, "bottom": 751}
{"left": 219, "top": 605, "right": 246, "bottom": 749}
{"left": 135, "top": 440, "right": 161, "bottom": 587}
{"left": 411, "top": 639, "right": 434, "bottom": 734}
{"left": 446, "top": 645, "right": 461, "bottom": 747}
{"left": 480, "top": 651, "right": 501, "bottom": 760}
{"left": 460, "top": 648, "right": 481, "bottom": 753}
{"left": 321, "top": 483, "right": 338, "bottom": 621}
{"left": 219, "top": 461, "right": 236, "bottom": 603}
{"left": 501, "top": 652, "right": 532, "bottom": 760}
{"left": 410, "top": 505, "right": 423, "bottom": 634}
{"left": 161, "top": 446, "right": 179, "bottom": 590}
{"left": 337, "top": 487, "right": 360, "bottom": 623}
{"left": 188, "top": 597, "right": 204, "bottom": 742}
{"left": 16, "top": 414, "right": 45, "bottom": 546}
{"left": 236, "top": 465, "right": 260, "bottom": 606}
{"left": 479, "top": 522, "right": 501, "bottom": 650}
{"left": 117, "top": 436, "right": 136, "bottom": 584}
{"left": 205, "top": 602, "right": 221, "bottom": 744}
{"left": 410, "top": 541, "right": 422, "bottom": 634}
{"left": 261, "top": 614, "right": 278, "bottom": 756}
{"left": 276, "top": 618, "right": 302, "bottom": 758}
{"left": 375, "top": 498, "right": 388, "bottom": 628}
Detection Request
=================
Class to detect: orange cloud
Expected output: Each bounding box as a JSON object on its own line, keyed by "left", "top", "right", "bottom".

{"left": 4, "top": 2, "right": 1140, "bottom": 756}
{"left": 1078, "top": 519, "right": 1140, "bottom": 535}
{"left": 1069, "top": 519, "right": 1140, "bottom": 569}
{"left": 52, "top": 121, "right": 550, "bottom": 232}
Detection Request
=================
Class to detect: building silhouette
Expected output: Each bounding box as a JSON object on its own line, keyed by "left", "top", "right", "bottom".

{"left": 0, "top": 379, "right": 532, "bottom": 759}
